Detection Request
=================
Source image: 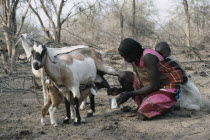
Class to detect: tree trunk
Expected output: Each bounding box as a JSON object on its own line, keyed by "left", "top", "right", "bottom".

{"left": 120, "top": 10, "right": 124, "bottom": 41}
{"left": 132, "top": 0, "right": 136, "bottom": 39}
{"left": 3, "top": 32, "right": 12, "bottom": 58}
{"left": 55, "top": 26, "right": 61, "bottom": 44}
{"left": 0, "top": 51, "right": 10, "bottom": 74}
{"left": 10, "top": 47, "right": 17, "bottom": 71}
{"left": 183, "top": 0, "right": 191, "bottom": 54}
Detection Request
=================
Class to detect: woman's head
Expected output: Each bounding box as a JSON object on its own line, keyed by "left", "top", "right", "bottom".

{"left": 118, "top": 38, "right": 143, "bottom": 63}
{"left": 155, "top": 42, "right": 171, "bottom": 58}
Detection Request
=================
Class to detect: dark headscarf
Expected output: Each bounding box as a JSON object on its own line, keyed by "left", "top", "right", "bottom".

{"left": 118, "top": 38, "right": 143, "bottom": 55}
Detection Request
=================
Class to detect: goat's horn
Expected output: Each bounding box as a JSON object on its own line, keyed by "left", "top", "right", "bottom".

{"left": 31, "top": 39, "right": 43, "bottom": 45}
{"left": 15, "top": 36, "right": 21, "bottom": 48}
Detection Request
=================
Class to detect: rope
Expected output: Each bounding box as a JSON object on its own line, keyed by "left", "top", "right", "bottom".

{"left": 132, "top": 64, "right": 144, "bottom": 87}
{"left": 46, "top": 47, "right": 92, "bottom": 64}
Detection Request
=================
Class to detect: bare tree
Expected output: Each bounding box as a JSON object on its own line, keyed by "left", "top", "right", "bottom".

{"left": 110, "top": 0, "right": 126, "bottom": 41}
{"left": 183, "top": 0, "right": 191, "bottom": 54}
{"left": 0, "top": 0, "right": 31, "bottom": 73}
{"left": 28, "top": 0, "right": 94, "bottom": 44}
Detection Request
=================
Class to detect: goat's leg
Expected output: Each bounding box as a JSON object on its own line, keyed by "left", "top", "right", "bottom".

{"left": 41, "top": 97, "right": 51, "bottom": 125}
{"left": 41, "top": 81, "right": 47, "bottom": 105}
{"left": 71, "top": 87, "right": 85, "bottom": 125}
{"left": 63, "top": 92, "right": 76, "bottom": 123}
{"left": 73, "top": 97, "right": 82, "bottom": 126}
{"left": 87, "top": 94, "right": 95, "bottom": 118}
{"left": 63, "top": 98, "right": 71, "bottom": 124}
{"left": 80, "top": 99, "right": 86, "bottom": 110}
{"left": 74, "top": 101, "right": 86, "bottom": 123}
{"left": 49, "top": 106, "right": 58, "bottom": 127}
{"left": 70, "top": 104, "right": 76, "bottom": 119}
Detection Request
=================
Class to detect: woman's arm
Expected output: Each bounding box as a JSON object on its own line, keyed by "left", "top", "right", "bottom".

{"left": 132, "top": 53, "right": 161, "bottom": 96}
{"left": 117, "top": 53, "right": 162, "bottom": 105}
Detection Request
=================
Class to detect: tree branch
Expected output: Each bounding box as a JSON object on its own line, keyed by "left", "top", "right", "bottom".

{"left": 28, "top": 0, "right": 53, "bottom": 40}
{"left": 16, "top": 0, "right": 31, "bottom": 37}
{"left": 57, "top": 0, "right": 64, "bottom": 18}
{"left": 39, "top": 0, "right": 56, "bottom": 29}
{"left": 50, "top": 0, "right": 58, "bottom": 14}
{"left": 63, "top": 29, "right": 100, "bottom": 49}
{"left": 61, "top": 3, "right": 95, "bottom": 25}
{"left": 12, "top": 0, "right": 19, "bottom": 10}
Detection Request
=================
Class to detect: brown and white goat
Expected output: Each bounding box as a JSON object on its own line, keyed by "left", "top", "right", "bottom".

{"left": 16, "top": 34, "right": 89, "bottom": 105}
{"left": 41, "top": 80, "right": 97, "bottom": 126}
{"left": 32, "top": 43, "right": 118, "bottom": 126}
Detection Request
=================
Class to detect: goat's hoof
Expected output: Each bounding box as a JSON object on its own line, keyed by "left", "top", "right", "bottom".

{"left": 87, "top": 112, "right": 93, "bottom": 118}
{"left": 63, "top": 119, "right": 70, "bottom": 124}
{"left": 73, "top": 121, "right": 81, "bottom": 126}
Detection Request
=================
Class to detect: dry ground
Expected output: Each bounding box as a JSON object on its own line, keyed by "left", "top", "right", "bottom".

{"left": 0, "top": 63, "right": 210, "bottom": 140}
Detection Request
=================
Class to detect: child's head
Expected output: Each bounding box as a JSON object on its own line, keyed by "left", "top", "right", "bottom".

{"left": 155, "top": 42, "right": 171, "bottom": 58}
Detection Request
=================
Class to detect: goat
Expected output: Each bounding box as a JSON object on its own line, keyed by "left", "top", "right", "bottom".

{"left": 41, "top": 79, "right": 98, "bottom": 126}
{"left": 31, "top": 43, "right": 118, "bottom": 126}
{"left": 16, "top": 34, "right": 112, "bottom": 125}
{"left": 16, "top": 34, "right": 48, "bottom": 105}
{"left": 16, "top": 34, "right": 89, "bottom": 105}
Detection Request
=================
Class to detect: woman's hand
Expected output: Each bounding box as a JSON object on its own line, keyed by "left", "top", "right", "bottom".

{"left": 117, "top": 91, "right": 133, "bottom": 105}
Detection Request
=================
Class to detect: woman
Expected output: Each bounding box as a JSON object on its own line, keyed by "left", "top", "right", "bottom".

{"left": 115, "top": 38, "right": 187, "bottom": 119}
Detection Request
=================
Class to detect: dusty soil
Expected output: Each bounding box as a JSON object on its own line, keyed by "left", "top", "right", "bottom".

{"left": 1, "top": 63, "right": 210, "bottom": 140}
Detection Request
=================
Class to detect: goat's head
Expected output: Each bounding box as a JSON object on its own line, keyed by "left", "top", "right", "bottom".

{"left": 15, "top": 34, "right": 34, "bottom": 60}
{"left": 32, "top": 43, "right": 47, "bottom": 70}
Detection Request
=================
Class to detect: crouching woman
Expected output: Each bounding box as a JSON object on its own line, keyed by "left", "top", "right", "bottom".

{"left": 113, "top": 38, "right": 187, "bottom": 119}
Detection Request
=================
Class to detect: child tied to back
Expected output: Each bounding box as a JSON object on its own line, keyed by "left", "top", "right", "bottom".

{"left": 155, "top": 42, "right": 202, "bottom": 110}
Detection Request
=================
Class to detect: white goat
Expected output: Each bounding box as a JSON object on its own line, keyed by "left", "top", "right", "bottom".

{"left": 16, "top": 34, "right": 48, "bottom": 105}
{"left": 31, "top": 43, "right": 117, "bottom": 126}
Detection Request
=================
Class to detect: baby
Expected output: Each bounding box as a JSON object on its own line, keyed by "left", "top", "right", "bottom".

{"left": 155, "top": 42, "right": 202, "bottom": 110}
